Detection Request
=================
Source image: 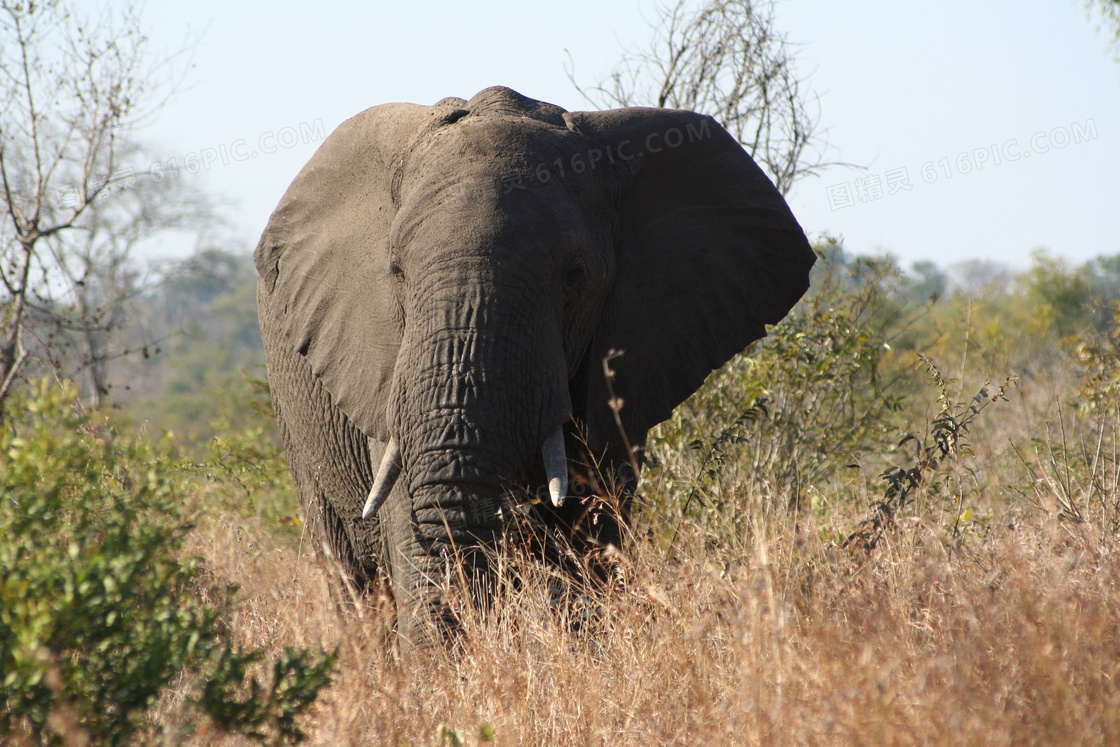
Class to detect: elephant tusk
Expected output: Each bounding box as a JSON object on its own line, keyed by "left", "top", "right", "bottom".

{"left": 362, "top": 437, "right": 402, "bottom": 519}
{"left": 542, "top": 426, "right": 568, "bottom": 508}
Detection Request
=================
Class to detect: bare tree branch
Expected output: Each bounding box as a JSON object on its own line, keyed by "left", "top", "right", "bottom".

{"left": 567, "top": 0, "right": 831, "bottom": 194}
{"left": 0, "top": 0, "right": 202, "bottom": 415}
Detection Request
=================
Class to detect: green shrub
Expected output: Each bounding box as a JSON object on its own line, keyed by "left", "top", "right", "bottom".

{"left": 642, "top": 248, "right": 918, "bottom": 541}
{"left": 194, "top": 372, "right": 300, "bottom": 530}
{"left": 0, "top": 380, "right": 333, "bottom": 745}
{"left": 845, "top": 356, "right": 1016, "bottom": 552}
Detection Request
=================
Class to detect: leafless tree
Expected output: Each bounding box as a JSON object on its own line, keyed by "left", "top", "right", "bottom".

{"left": 36, "top": 152, "right": 213, "bottom": 407}
{"left": 569, "top": 0, "right": 827, "bottom": 194}
{"left": 0, "top": 0, "right": 196, "bottom": 413}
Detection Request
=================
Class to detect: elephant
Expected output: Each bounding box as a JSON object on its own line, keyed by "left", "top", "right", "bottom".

{"left": 254, "top": 86, "right": 815, "bottom": 640}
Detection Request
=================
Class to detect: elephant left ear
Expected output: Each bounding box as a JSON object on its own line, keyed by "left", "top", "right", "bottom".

{"left": 566, "top": 108, "right": 816, "bottom": 452}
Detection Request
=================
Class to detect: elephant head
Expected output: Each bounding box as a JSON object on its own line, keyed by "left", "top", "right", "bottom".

{"left": 255, "top": 86, "right": 814, "bottom": 637}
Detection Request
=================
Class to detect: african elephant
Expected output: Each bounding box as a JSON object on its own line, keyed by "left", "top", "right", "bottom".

{"left": 255, "top": 86, "right": 814, "bottom": 640}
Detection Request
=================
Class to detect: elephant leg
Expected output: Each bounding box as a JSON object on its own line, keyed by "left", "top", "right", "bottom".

{"left": 259, "top": 290, "right": 382, "bottom": 589}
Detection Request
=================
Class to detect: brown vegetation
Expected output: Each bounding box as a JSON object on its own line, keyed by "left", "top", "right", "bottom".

{"left": 155, "top": 247, "right": 1120, "bottom": 745}
{"left": 178, "top": 473, "right": 1120, "bottom": 744}
{"left": 8, "top": 247, "right": 1120, "bottom": 744}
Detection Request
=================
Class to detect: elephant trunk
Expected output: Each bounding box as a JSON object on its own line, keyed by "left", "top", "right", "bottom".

{"left": 393, "top": 391, "right": 535, "bottom": 629}
{"left": 387, "top": 284, "right": 571, "bottom": 629}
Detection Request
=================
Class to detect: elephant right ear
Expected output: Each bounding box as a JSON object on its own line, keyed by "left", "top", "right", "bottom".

{"left": 254, "top": 103, "right": 446, "bottom": 441}
{"left": 566, "top": 107, "right": 816, "bottom": 453}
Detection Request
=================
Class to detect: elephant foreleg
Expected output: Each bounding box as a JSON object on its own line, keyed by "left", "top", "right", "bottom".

{"left": 258, "top": 286, "right": 383, "bottom": 589}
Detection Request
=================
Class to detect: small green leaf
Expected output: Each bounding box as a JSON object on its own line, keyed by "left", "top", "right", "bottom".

{"left": 437, "top": 723, "right": 466, "bottom": 746}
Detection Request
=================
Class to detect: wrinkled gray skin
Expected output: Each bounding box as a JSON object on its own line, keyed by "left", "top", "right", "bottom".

{"left": 255, "top": 87, "right": 815, "bottom": 641}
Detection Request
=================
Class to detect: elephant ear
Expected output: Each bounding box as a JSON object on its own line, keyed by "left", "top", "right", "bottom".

{"left": 567, "top": 108, "right": 816, "bottom": 452}
{"left": 255, "top": 102, "right": 452, "bottom": 441}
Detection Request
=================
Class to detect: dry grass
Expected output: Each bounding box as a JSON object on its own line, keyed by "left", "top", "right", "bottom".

{"left": 177, "top": 485, "right": 1120, "bottom": 745}
{"left": 160, "top": 325, "right": 1120, "bottom": 745}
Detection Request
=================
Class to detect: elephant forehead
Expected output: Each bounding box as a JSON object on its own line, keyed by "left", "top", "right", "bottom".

{"left": 389, "top": 172, "right": 503, "bottom": 249}
{"left": 394, "top": 127, "right": 599, "bottom": 243}
{"left": 390, "top": 173, "right": 589, "bottom": 265}
{"left": 406, "top": 117, "right": 590, "bottom": 183}
{"left": 463, "top": 86, "right": 569, "bottom": 125}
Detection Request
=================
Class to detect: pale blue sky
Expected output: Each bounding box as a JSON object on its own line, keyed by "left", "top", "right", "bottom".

{"left": 135, "top": 1, "right": 1120, "bottom": 270}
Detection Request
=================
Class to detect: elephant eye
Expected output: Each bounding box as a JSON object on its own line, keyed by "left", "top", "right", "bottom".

{"left": 389, "top": 262, "right": 404, "bottom": 282}
{"left": 564, "top": 258, "right": 587, "bottom": 293}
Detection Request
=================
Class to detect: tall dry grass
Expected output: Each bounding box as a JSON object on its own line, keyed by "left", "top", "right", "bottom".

{"left": 176, "top": 476, "right": 1120, "bottom": 745}
{"left": 164, "top": 256, "right": 1120, "bottom": 744}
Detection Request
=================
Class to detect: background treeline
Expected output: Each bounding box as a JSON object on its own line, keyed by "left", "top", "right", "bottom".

{"left": 9, "top": 236, "right": 1120, "bottom": 743}
{"left": 84, "top": 240, "right": 1120, "bottom": 440}
{"left": 114, "top": 247, "right": 266, "bottom": 442}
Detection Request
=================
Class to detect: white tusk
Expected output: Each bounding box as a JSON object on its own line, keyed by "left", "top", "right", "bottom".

{"left": 362, "top": 437, "right": 401, "bottom": 519}
{"left": 542, "top": 426, "right": 568, "bottom": 508}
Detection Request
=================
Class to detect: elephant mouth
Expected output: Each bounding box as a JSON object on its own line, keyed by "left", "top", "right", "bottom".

{"left": 362, "top": 423, "right": 570, "bottom": 519}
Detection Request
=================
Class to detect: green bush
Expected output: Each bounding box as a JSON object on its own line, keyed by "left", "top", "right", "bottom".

{"left": 643, "top": 248, "right": 917, "bottom": 540}
{"left": 0, "top": 380, "right": 333, "bottom": 745}
{"left": 845, "top": 356, "right": 1016, "bottom": 552}
{"left": 190, "top": 371, "right": 300, "bottom": 531}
